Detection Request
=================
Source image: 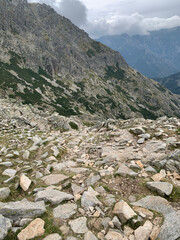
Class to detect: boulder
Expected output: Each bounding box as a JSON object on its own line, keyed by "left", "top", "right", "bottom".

{"left": 113, "top": 200, "right": 137, "bottom": 223}
{"left": 17, "top": 218, "right": 45, "bottom": 240}
{"left": 0, "top": 199, "right": 46, "bottom": 221}
{"left": 35, "top": 189, "right": 73, "bottom": 205}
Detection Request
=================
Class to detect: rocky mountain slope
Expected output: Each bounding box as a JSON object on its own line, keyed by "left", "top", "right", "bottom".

{"left": 0, "top": 98, "right": 179, "bottom": 240}
{"left": 155, "top": 71, "right": 180, "bottom": 95}
{"left": 97, "top": 27, "right": 180, "bottom": 78}
{"left": 0, "top": 0, "right": 180, "bottom": 119}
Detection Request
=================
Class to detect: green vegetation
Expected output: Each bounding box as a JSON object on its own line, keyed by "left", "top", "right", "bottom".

{"left": 105, "top": 65, "right": 125, "bottom": 80}
{"left": 87, "top": 49, "right": 95, "bottom": 58}
{"left": 0, "top": 51, "right": 79, "bottom": 117}
{"left": 69, "top": 121, "right": 79, "bottom": 130}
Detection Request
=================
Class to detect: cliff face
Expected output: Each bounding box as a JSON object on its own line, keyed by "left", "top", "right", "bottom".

{"left": 0, "top": 0, "right": 180, "bottom": 119}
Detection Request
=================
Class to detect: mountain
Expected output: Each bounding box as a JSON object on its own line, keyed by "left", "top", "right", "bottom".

{"left": 155, "top": 71, "right": 180, "bottom": 95}
{"left": 0, "top": 0, "right": 180, "bottom": 120}
{"left": 97, "top": 27, "right": 180, "bottom": 78}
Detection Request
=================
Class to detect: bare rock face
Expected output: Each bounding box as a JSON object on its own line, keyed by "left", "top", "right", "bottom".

{"left": 17, "top": 218, "right": 45, "bottom": 240}
{"left": 0, "top": 0, "right": 180, "bottom": 119}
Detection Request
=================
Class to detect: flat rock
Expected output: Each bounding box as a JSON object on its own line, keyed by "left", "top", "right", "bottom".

{"left": 81, "top": 191, "right": 102, "bottom": 208}
{"left": 0, "top": 214, "right": 12, "bottom": 240}
{"left": 17, "top": 218, "right": 45, "bottom": 240}
{"left": 2, "top": 169, "right": 17, "bottom": 177}
{"left": 69, "top": 217, "right": 88, "bottom": 234}
{"left": 53, "top": 203, "right": 77, "bottom": 220}
{"left": 71, "top": 183, "right": 84, "bottom": 195}
{"left": 86, "top": 174, "right": 101, "bottom": 186}
{"left": 105, "top": 230, "right": 124, "bottom": 240}
{"left": 132, "top": 196, "right": 174, "bottom": 215}
{"left": 35, "top": 189, "right": 73, "bottom": 205}
{"left": 134, "top": 220, "right": 153, "bottom": 240}
{"left": 0, "top": 198, "right": 46, "bottom": 221}
{"left": 151, "top": 170, "right": 166, "bottom": 182}
{"left": 113, "top": 200, "right": 137, "bottom": 223}
{"left": 146, "top": 182, "right": 173, "bottom": 196}
{"left": 20, "top": 174, "right": 31, "bottom": 191}
{"left": 116, "top": 164, "right": 138, "bottom": 177}
{"left": 42, "top": 233, "right": 62, "bottom": 240}
{"left": 42, "top": 174, "right": 68, "bottom": 185}
{"left": 158, "top": 211, "right": 180, "bottom": 240}
{"left": 84, "top": 231, "right": 98, "bottom": 240}
{"left": 0, "top": 187, "right": 10, "bottom": 200}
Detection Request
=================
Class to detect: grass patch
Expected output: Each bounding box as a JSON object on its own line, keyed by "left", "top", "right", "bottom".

{"left": 69, "top": 121, "right": 79, "bottom": 130}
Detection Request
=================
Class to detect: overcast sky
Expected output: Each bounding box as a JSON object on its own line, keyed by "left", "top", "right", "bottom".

{"left": 28, "top": 0, "right": 180, "bottom": 38}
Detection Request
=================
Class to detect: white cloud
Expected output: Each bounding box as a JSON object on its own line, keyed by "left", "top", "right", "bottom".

{"left": 28, "top": 0, "right": 180, "bottom": 37}
{"left": 86, "top": 13, "right": 180, "bottom": 38}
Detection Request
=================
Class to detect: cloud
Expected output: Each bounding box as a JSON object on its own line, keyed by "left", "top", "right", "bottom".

{"left": 86, "top": 13, "right": 180, "bottom": 38}
{"left": 59, "top": 0, "right": 87, "bottom": 27}
{"left": 28, "top": 0, "right": 87, "bottom": 27}
{"left": 27, "top": 0, "right": 180, "bottom": 37}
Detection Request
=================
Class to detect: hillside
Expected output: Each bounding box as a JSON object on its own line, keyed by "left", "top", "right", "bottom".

{"left": 0, "top": 0, "right": 180, "bottom": 120}
{"left": 155, "top": 72, "right": 180, "bottom": 95}
{"left": 97, "top": 27, "right": 180, "bottom": 78}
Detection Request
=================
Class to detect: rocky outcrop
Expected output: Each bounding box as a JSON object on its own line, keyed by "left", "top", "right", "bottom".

{"left": 0, "top": 0, "right": 180, "bottom": 119}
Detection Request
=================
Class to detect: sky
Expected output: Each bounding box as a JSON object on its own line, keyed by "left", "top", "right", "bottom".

{"left": 28, "top": 0, "right": 180, "bottom": 38}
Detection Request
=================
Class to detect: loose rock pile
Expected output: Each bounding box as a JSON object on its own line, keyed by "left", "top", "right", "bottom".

{"left": 0, "top": 101, "right": 180, "bottom": 240}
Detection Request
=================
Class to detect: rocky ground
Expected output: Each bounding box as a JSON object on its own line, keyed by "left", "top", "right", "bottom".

{"left": 0, "top": 99, "right": 180, "bottom": 240}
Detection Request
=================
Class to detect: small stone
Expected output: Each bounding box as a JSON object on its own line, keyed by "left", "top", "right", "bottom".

{"left": 144, "top": 166, "right": 157, "bottom": 173}
{"left": 20, "top": 174, "right": 31, "bottom": 191}
{"left": 84, "top": 231, "right": 98, "bottom": 240}
{"left": 150, "top": 226, "right": 161, "bottom": 240}
{"left": 0, "top": 187, "right": 10, "bottom": 200}
{"left": 43, "top": 233, "right": 62, "bottom": 240}
{"left": 113, "top": 200, "right": 137, "bottom": 223}
{"left": 59, "top": 224, "right": 70, "bottom": 235}
{"left": 138, "top": 138, "right": 145, "bottom": 144}
{"left": 53, "top": 203, "right": 77, "bottom": 220}
{"left": 116, "top": 164, "right": 138, "bottom": 177}
{"left": 69, "top": 217, "right": 88, "bottom": 234}
{"left": 151, "top": 169, "right": 166, "bottom": 182}
{"left": 0, "top": 214, "right": 12, "bottom": 240}
{"left": 42, "top": 174, "right": 68, "bottom": 185}
{"left": 23, "top": 151, "right": 30, "bottom": 160}
{"left": 134, "top": 220, "right": 153, "bottom": 240}
{"left": 2, "top": 169, "right": 17, "bottom": 177}
{"left": 105, "top": 230, "right": 124, "bottom": 240}
{"left": 17, "top": 218, "right": 45, "bottom": 240}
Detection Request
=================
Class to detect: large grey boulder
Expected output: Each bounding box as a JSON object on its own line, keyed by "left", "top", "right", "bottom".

{"left": 132, "top": 196, "right": 180, "bottom": 240}
{"left": 0, "top": 199, "right": 46, "bottom": 221}
{"left": 35, "top": 189, "right": 73, "bottom": 205}
{"left": 0, "top": 214, "right": 12, "bottom": 240}
{"left": 146, "top": 182, "right": 173, "bottom": 196}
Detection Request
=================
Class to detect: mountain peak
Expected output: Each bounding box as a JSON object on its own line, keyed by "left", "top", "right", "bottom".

{"left": 0, "top": 1, "right": 180, "bottom": 119}
{"left": 11, "top": 0, "right": 27, "bottom": 6}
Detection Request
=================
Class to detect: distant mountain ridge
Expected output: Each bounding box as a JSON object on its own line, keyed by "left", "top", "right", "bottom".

{"left": 97, "top": 27, "right": 180, "bottom": 78}
{"left": 0, "top": 0, "right": 180, "bottom": 119}
{"left": 155, "top": 71, "right": 180, "bottom": 95}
